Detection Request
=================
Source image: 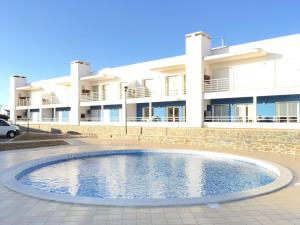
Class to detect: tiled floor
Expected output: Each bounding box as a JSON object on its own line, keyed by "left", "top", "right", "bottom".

{"left": 0, "top": 138, "right": 300, "bottom": 225}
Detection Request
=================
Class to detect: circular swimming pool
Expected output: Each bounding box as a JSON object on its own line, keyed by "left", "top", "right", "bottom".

{"left": 1, "top": 149, "right": 293, "bottom": 206}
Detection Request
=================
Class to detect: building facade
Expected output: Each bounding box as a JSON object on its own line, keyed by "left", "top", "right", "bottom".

{"left": 9, "top": 31, "right": 300, "bottom": 129}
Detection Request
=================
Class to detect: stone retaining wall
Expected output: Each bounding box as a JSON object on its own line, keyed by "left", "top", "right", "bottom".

{"left": 21, "top": 124, "right": 300, "bottom": 155}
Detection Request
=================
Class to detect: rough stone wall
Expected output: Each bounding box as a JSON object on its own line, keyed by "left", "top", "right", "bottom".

{"left": 21, "top": 125, "right": 300, "bottom": 155}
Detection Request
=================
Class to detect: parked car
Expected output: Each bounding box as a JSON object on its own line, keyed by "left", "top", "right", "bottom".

{"left": 0, "top": 114, "right": 9, "bottom": 121}
{"left": 0, "top": 119, "right": 20, "bottom": 138}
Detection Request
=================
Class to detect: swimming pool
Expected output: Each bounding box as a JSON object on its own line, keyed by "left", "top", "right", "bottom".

{"left": 1, "top": 149, "right": 293, "bottom": 206}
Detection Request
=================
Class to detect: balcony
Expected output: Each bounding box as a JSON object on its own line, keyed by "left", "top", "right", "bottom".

{"left": 127, "top": 87, "right": 151, "bottom": 99}
{"left": 166, "top": 88, "right": 186, "bottom": 96}
{"left": 17, "top": 98, "right": 31, "bottom": 107}
{"left": 204, "top": 78, "right": 229, "bottom": 93}
{"left": 127, "top": 116, "right": 186, "bottom": 122}
{"left": 205, "top": 116, "right": 299, "bottom": 123}
{"left": 42, "top": 96, "right": 60, "bottom": 105}
{"left": 80, "top": 91, "right": 110, "bottom": 102}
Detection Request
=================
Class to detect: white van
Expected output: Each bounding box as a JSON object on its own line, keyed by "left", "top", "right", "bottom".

{"left": 0, "top": 119, "right": 20, "bottom": 138}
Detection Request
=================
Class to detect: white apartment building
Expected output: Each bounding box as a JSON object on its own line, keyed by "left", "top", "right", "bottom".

{"left": 9, "top": 31, "right": 300, "bottom": 129}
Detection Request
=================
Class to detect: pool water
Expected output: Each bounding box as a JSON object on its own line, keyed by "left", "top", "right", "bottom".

{"left": 18, "top": 151, "right": 277, "bottom": 199}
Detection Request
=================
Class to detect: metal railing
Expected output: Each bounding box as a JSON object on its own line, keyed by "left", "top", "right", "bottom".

{"left": 17, "top": 99, "right": 31, "bottom": 106}
{"left": 127, "top": 116, "right": 186, "bottom": 122}
{"left": 204, "top": 78, "right": 230, "bottom": 93}
{"left": 42, "top": 96, "right": 60, "bottom": 105}
{"left": 81, "top": 117, "right": 120, "bottom": 122}
{"left": 80, "top": 91, "right": 110, "bottom": 102}
{"left": 166, "top": 89, "right": 185, "bottom": 96}
{"left": 204, "top": 116, "right": 254, "bottom": 123}
{"left": 205, "top": 116, "right": 299, "bottom": 123}
{"left": 127, "top": 87, "right": 151, "bottom": 99}
{"left": 257, "top": 116, "right": 299, "bottom": 123}
{"left": 16, "top": 117, "right": 69, "bottom": 122}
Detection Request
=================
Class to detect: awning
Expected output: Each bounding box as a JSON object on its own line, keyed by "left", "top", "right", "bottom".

{"left": 16, "top": 86, "right": 41, "bottom": 91}
{"left": 80, "top": 74, "right": 117, "bottom": 81}
{"left": 204, "top": 48, "right": 267, "bottom": 64}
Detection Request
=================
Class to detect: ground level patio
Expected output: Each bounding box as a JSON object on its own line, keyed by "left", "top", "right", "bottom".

{"left": 0, "top": 138, "right": 300, "bottom": 225}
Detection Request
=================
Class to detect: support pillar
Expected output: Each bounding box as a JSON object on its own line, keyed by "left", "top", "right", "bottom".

{"left": 253, "top": 96, "right": 257, "bottom": 123}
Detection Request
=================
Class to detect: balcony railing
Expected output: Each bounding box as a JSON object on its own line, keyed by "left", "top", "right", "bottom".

{"left": 42, "top": 96, "right": 60, "bottom": 105}
{"left": 205, "top": 116, "right": 299, "bottom": 123}
{"left": 16, "top": 117, "right": 69, "bottom": 123}
{"left": 127, "top": 87, "right": 151, "bottom": 99}
{"left": 166, "top": 89, "right": 186, "bottom": 96}
{"left": 17, "top": 99, "right": 31, "bottom": 106}
{"left": 80, "top": 91, "right": 110, "bottom": 102}
{"left": 205, "top": 116, "right": 254, "bottom": 123}
{"left": 127, "top": 116, "right": 186, "bottom": 122}
{"left": 204, "top": 78, "right": 230, "bottom": 93}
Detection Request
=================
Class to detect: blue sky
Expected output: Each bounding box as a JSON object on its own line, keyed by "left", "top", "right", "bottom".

{"left": 1, "top": 0, "right": 300, "bottom": 108}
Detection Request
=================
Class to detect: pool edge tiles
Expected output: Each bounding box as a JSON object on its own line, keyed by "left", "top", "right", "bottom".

{"left": 0, "top": 149, "right": 294, "bottom": 207}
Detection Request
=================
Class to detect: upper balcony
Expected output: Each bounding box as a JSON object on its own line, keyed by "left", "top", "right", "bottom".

{"left": 81, "top": 91, "right": 111, "bottom": 102}
{"left": 41, "top": 95, "right": 60, "bottom": 105}
{"left": 204, "top": 78, "right": 229, "bottom": 93}
{"left": 80, "top": 86, "right": 186, "bottom": 103}
{"left": 17, "top": 98, "right": 31, "bottom": 107}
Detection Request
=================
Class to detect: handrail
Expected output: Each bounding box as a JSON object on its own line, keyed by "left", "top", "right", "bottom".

{"left": 204, "top": 77, "right": 230, "bottom": 93}
{"left": 127, "top": 116, "right": 186, "bottom": 122}
{"left": 205, "top": 115, "right": 299, "bottom": 123}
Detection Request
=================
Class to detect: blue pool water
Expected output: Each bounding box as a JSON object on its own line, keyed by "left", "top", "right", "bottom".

{"left": 17, "top": 151, "right": 277, "bottom": 199}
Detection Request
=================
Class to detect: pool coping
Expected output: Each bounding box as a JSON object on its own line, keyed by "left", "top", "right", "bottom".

{"left": 0, "top": 149, "right": 294, "bottom": 207}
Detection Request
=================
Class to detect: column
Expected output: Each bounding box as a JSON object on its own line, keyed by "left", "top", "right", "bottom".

{"left": 253, "top": 96, "right": 257, "bottom": 123}
{"left": 9, "top": 75, "right": 27, "bottom": 123}
{"left": 149, "top": 102, "right": 152, "bottom": 120}
{"left": 70, "top": 61, "right": 90, "bottom": 125}
{"left": 185, "top": 32, "right": 211, "bottom": 127}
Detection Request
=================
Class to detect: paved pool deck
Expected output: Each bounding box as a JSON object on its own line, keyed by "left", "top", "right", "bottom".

{"left": 0, "top": 138, "right": 300, "bottom": 225}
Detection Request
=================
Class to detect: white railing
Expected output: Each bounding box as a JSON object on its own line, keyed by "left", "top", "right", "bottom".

{"left": 80, "top": 91, "right": 111, "bottom": 102}
{"left": 127, "top": 116, "right": 186, "bottom": 122}
{"left": 81, "top": 117, "right": 120, "bottom": 122}
{"left": 166, "top": 89, "right": 185, "bottom": 96}
{"left": 16, "top": 117, "right": 69, "bottom": 123}
{"left": 205, "top": 116, "right": 254, "bottom": 123}
{"left": 205, "top": 116, "right": 299, "bottom": 123}
{"left": 17, "top": 99, "right": 31, "bottom": 106}
{"left": 257, "top": 116, "right": 299, "bottom": 123}
{"left": 80, "top": 117, "right": 102, "bottom": 122}
{"left": 42, "top": 96, "right": 60, "bottom": 105}
{"left": 127, "top": 87, "right": 151, "bottom": 99}
{"left": 204, "top": 78, "right": 230, "bottom": 93}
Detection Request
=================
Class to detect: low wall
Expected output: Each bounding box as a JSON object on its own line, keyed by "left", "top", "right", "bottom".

{"left": 21, "top": 124, "right": 300, "bottom": 155}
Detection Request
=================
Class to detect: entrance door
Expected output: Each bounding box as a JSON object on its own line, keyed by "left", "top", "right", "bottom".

{"left": 236, "top": 104, "right": 253, "bottom": 122}
{"left": 167, "top": 107, "right": 179, "bottom": 122}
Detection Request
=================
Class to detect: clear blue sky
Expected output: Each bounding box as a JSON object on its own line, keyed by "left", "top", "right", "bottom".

{"left": 1, "top": 0, "right": 300, "bottom": 108}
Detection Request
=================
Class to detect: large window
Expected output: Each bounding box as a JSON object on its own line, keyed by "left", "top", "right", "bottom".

{"left": 142, "top": 107, "right": 154, "bottom": 121}
{"left": 167, "top": 106, "right": 180, "bottom": 122}
{"left": 212, "top": 104, "right": 229, "bottom": 122}
{"left": 276, "top": 102, "right": 298, "bottom": 122}
{"left": 166, "top": 75, "right": 182, "bottom": 96}
{"left": 100, "top": 84, "right": 109, "bottom": 100}
{"left": 142, "top": 79, "right": 153, "bottom": 97}
{"left": 235, "top": 104, "right": 254, "bottom": 122}
{"left": 91, "top": 85, "right": 99, "bottom": 101}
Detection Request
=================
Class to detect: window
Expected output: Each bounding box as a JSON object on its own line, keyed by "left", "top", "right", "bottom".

{"left": 91, "top": 85, "right": 99, "bottom": 101}
{"left": 119, "top": 82, "right": 128, "bottom": 99}
{"left": 142, "top": 79, "right": 153, "bottom": 97}
{"left": 0, "top": 120, "right": 9, "bottom": 126}
{"left": 142, "top": 107, "right": 154, "bottom": 120}
{"left": 166, "top": 75, "right": 182, "bottom": 96}
{"left": 235, "top": 104, "right": 254, "bottom": 122}
{"left": 100, "top": 84, "right": 109, "bottom": 100}
{"left": 167, "top": 106, "right": 180, "bottom": 122}
{"left": 212, "top": 104, "right": 229, "bottom": 122}
{"left": 276, "top": 102, "right": 298, "bottom": 122}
